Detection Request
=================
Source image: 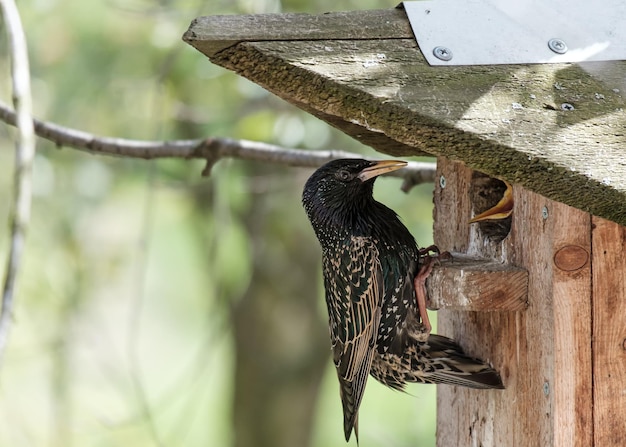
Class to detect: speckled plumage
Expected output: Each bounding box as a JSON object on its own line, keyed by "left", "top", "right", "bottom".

{"left": 302, "top": 159, "right": 504, "bottom": 442}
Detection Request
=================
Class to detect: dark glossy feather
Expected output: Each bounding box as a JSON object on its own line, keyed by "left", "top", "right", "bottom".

{"left": 323, "top": 235, "right": 383, "bottom": 439}
{"left": 302, "top": 159, "right": 503, "bottom": 441}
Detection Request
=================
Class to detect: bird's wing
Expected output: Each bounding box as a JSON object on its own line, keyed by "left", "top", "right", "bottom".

{"left": 323, "top": 236, "right": 383, "bottom": 441}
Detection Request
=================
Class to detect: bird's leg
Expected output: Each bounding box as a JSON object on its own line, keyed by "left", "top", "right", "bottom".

{"left": 413, "top": 257, "right": 435, "bottom": 336}
{"left": 413, "top": 251, "right": 452, "bottom": 337}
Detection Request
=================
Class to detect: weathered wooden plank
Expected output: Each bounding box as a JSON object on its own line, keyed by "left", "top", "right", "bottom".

{"left": 508, "top": 178, "right": 559, "bottom": 447}
{"left": 184, "top": 9, "right": 626, "bottom": 226}
{"left": 592, "top": 217, "right": 626, "bottom": 446}
{"left": 427, "top": 255, "right": 528, "bottom": 311}
{"left": 434, "top": 159, "right": 550, "bottom": 447}
{"left": 183, "top": 9, "right": 412, "bottom": 56}
{"left": 552, "top": 206, "right": 593, "bottom": 447}
{"left": 433, "top": 158, "right": 594, "bottom": 446}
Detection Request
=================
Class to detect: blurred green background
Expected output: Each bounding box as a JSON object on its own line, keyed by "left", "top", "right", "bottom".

{"left": 0, "top": 1, "right": 437, "bottom": 446}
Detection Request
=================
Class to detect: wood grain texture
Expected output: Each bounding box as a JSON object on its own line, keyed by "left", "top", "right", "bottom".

{"left": 427, "top": 255, "right": 528, "bottom": 311}
{"left": 185, "top": 9, "right": 626, "bottom": 226}
{"left": 183, "top": 9, "right": 412, "bottom": 56}
{"left": 592, "top": 217, "right": 626, "bottom": 446}
{"left": 433, "top": 158, "right": 593, "bottom": 447}
{"left": 552, "top": 205, "right": 592, "bottom": 447}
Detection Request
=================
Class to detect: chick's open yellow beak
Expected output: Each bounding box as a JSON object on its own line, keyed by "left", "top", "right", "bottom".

{"left": 469, "top": 181, "right": 514, "bottom": 223}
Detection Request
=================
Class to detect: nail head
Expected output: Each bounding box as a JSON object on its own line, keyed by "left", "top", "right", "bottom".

{"left": 548, "top": 38, "right": 568, "bottom": 54}
{"left": 433, "top": 46, "right": 453, "bottom": 61}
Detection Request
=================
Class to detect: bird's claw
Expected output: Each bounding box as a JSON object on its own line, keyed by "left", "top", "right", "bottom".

{"left": 418, "top": 244, "right": 440, "bottom": 257}
{"left": 436, "top": 251, "right": 452, "bottom": 262}
{"left": 419, "top": 245, "right": 452, "bottom": 263}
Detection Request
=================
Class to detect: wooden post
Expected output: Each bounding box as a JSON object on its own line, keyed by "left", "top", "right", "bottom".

{"left": 429, "top": 158, "right": 626, "bottom": 446}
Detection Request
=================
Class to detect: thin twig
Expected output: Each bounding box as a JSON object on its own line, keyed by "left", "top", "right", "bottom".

{"left": 0, "top": 100, "right": 435, "bottom": 189}
{"left": 0, "top": 0, "right": 36, "bottom": 367}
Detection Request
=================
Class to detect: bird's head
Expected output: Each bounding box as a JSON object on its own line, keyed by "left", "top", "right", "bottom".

{"left": 302, "top": 158, "right": 407, "bottom": 230}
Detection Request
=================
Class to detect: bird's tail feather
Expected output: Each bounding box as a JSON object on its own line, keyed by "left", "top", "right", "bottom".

{"left": 339, "top": 380, "right": 359, "bottom": 441}
{"left": 425, "top": 334, "right": 504, "bottom": 389}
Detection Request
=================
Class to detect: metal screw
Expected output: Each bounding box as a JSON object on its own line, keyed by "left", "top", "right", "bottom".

{"left": 543, "top": 381, "right": 550, "bottom": 396}
{"left": 439, "top": 175, "right": 446, "bottom": 189}
{"left": 542, "top": 206, "right": 549, "bottom": 220}
{"left": 561, "top": 103, "right": 575, "bottom": 111}
{"left": 433, "top": 46, "right": 453, "bottom": 61}
{"left": 548, "top": 38, "right": 568, "bottom": 54}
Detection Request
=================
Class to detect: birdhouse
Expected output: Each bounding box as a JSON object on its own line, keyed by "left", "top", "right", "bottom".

{"left": 184, "top": 3, "right": 626, "bottom": 445}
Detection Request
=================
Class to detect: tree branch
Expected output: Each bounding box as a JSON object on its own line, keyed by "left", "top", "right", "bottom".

{"left": 0, "top": 100, "right": 435, "bottom": 189}
{"left": 0, "top": 0, "right": 36, "bottom": 367}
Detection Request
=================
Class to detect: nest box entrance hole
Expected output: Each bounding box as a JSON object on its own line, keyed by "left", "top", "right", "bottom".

{"left": 469, "top": 172, "right": 512, "bottom": 243}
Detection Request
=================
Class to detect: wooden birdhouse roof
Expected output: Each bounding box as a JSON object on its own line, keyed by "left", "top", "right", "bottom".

{"left": 183, "top": 7, "right": 626, "bottom": 225}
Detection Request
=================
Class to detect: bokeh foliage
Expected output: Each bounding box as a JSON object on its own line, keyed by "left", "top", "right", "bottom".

{"left": 0, "top": 0, "right": 437, "bottom": 446}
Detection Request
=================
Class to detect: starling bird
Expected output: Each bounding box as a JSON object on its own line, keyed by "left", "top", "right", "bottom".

{"left": 302, "top": 159, "right": 504, "bottom": 442}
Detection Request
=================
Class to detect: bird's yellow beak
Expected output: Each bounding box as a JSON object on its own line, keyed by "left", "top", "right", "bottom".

{"left": 357, "top": 160, "right": 407, "bottom": 182}
{"left": 469, "top": 181, "right": 514, "bottom": 223}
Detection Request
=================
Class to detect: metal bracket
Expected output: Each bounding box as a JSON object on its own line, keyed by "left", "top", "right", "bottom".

{"left": 403, "top": 0, "right": 626, "bottom": 66}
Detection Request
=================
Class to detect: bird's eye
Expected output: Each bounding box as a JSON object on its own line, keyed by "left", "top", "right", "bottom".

{"left": 335, "top": 170, "right": 352, "bottom": 182}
